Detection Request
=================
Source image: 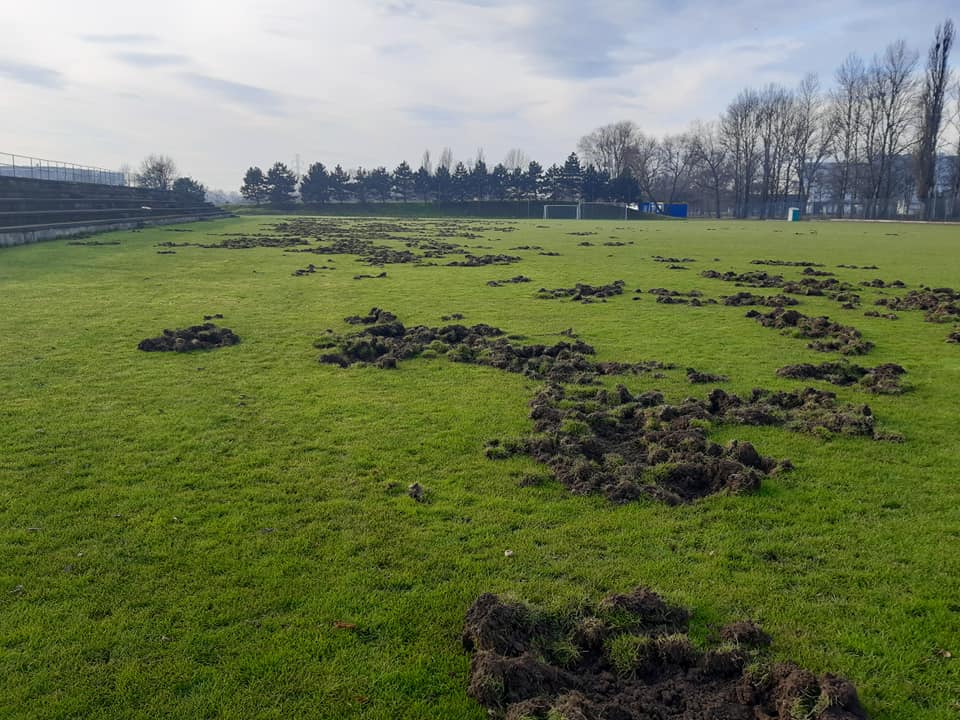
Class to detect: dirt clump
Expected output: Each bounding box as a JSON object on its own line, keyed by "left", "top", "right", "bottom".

{"left": 838, "top": 264, "right": 879, "bottom": 270}
{"left": 317, "top": 310, "right": 663, "bottom": 385}
{"left": 138, "top": 323, "right": 240, "bottom": 352}
{"left": 653, "top": 255, "right": 696, "bottom": 263}
{"left": 488, "top": 275, "right": 533, "bottom": 287}
{"left": 353, "top": 271, "right": 387, "bottom": 280}
{"left": 863, "top": 310, "right": 898, "bottom": 320}
{"left": 648, "top": 288, "right": 716, "bottom": 306}
{"left": 448, "top": 254, "right": 521, "bottom": 267}
{"left": 751, "top": 259, "right": 823, "bottom": 267}
{"left": 747, "top": 307, "right": 873, "bottom": 355}
{"left": 687, "top": 368, "right": 728, "bottom": 384}
{"left": 947, "top": 329, "right": 960, "bottom": 343}
{"left": 537, "top": 281, "right": 626, "bottom": 302}
{"left": 723, "top": 292, "right": 798, "bottom": 307}
{"left": 407, "top": 483, "right": 427, "bottom": 502}
{"left": 67, "top": 239, "right": 121, "bottom": 246}
{"left": 875, "top": 287, "right": 960, "bottom": 323}
{"left": 860, "top": 279, "right": 905, "bottom": 289}
{"left": 463, "top": 588, "right": 868, "bottom": 720}
{"left": 776, "top": 361, "right": 907, "bottom": 394}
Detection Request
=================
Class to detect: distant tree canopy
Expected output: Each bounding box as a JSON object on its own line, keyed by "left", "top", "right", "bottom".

{"left": 136, "top": 154, "right": 177, "bottom": 191}
{"left": 235, "top": 19, "right": 960, "bottom": 222}
{"left": 172, "top": 176, "right": 206, "bottom": 201}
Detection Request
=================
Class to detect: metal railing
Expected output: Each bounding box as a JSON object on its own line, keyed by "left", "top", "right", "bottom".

{"left": 0, "top": 152, "right": 131, "bottom": 187}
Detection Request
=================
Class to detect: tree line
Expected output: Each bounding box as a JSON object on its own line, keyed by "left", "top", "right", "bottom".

{"left": 239, "top": 19, "right": 958, "bottom": 220}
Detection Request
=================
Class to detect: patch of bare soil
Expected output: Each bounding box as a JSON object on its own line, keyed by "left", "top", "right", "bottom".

{"left": 751, "top": 259, "right": 824, "bottom": 267}
{"left": 701, "top": 270, "right": 860, "bottom": 305}
{"left": 860, "top": 279, "right": 905, "bottom": 289}
{"left": 777, "top": 361, "right": 907, "bottom": 394}
{"left": 487, "top": 383, "right": 883, "bottom": 505}
{"left": 747, "top": 308, "right": 873, "bottom": 355}
{"left": 875, "top": 287, "right": 960, "bottom": 323}
{"left": 537, "top": 281, "right": 626, "bottom": 302}
{"left": 723, "top": 292, "right": 799, "bottom": 307}
{"left": 648, "top": 289, "right": 717, "bottom": 306}
{"left": 448, "top": 254, "right": 522, "bottom": 267}
{"left": 653, "top": 255, "right": 696, "bottom": 263}
{"left": 138, "top": 323, "right": 240, "bottom": 352}
{"left": 947, "top": 329, "right": 960, "bottom": 343}
{"left": 316, "top": 309, "right": 667, "bottom": 384}
{"left": 488, "top": 276, "right": 533, "bottom": 287}
{"left": 462, "top": 588, "right": 868, "bottom": 720}
{"left": 687, "top": 368, "right": 728, "bottom": 383}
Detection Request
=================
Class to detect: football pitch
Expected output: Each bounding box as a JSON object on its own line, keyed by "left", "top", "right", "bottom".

{"left": 1, "top": 216, "right": 958, "bottom": 719}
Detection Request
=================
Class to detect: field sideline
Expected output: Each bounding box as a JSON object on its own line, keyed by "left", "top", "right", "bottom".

{"left": 1, "top": 217, "right": 958, "bottom": 719}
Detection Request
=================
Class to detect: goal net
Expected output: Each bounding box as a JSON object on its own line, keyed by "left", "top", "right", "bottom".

{"left": 543, "top": 204, "right": 581, "bottom": 220}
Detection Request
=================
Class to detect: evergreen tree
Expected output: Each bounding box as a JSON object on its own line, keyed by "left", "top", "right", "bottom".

{"left": 543, "top": 164, "right": 564, "bottom": 200}
{"left": 172, "top": 176, "right": 206, "bottom": 202}
{"left": 330, "top": 165, "right": 351, "bottom": 202}
{"left": 452, "top": 162, "right": 470, "bottom": 201}
{"left": 240, "top": 166, "right": 268, "bottom": 204}
{"left": 490, "top": 163, "right": 509, "bottom": 200}
{"left": 393, "top": 161, "right": 414, "bottom": 201}
{"left": 524, "top": 161, "right": 543, "bottom": 199}
{"left": 470, "top": 158, "right": 489, "bottom": 200}
{"left": 610, "top": 169, "right": 640, "bottom": 204}
{"left": 299, "top": 162, "right": 330, "bottom": 203}
{"left": 352, "top": 167, "right": 369, "bottom": 203}
{"left": 561, "top": 152, "right": 583, "bottom": 200}
{"left": 507, "top": 167, "right": 525, "bottom": 199}
{"left": 266, "top": 162, "right": 298, "bottom": 203}
{"left": 581, "top": 165, "right": 609, "bottom": 202}
{"left": 369, "top": 167, "right": 392, "bottom": 202}
{"left": 435, "top": 165, "right": 452, "bottom": 202}
{"left": 414, "top": 166, "right": 433, "bottom": 201}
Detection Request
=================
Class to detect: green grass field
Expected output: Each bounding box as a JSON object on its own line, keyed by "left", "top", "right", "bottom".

{"left": 1, "top": 217, "right": 959, "bottom": 719}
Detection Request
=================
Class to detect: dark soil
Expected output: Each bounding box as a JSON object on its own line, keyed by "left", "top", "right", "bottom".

{"left": 723, "top": 292, "right": 799, "bottom": 307}
{"left": 947, "top": 329, "right": 960, "bottom": 344}
{"left": 537, "top": 281, "right": 626, "bottom": 302}
{"left": 701, "top": 270, "right": 860, "bottom": 304}
{"left": 488, "top": 383, "right": 883, "bottom": 505}
{"left": 687, "top": 368, "right": 728, "bottom": 384}
{"left": 353, "top": 271, "right": 387, "bottom": 280}
{"left": 448, "top": 254, "right": 522, "bottom": 267}
{"left": 777, "top": 361, "right": 907, "bottom": 394}
{"left": 802, "top": 267, "right": 835, "bottom": 277}
{"left": 648, "top": 289, "right": 717, "bottom": 306}
{"left": 838, "top": 264, "right": 879, "bottom": 270}
{"left": 293, "top": 264, "right": 334, "bottom": 276}
{"left": 751, "top": 259, "right": 823, "bottom": 267}
{"left": 875, "top": 287, "right": 960, "bottom": 323}
{"left": 863, "top": 311, "right": 899, "bottom": 320}
{"left": 488, "top": 276, "right": 533, "bottom": 287}
{"left": 138, "top": 323, "right": 240, "bottom": 352}
{"left": 463, "top": 588, "right": 868, "bottom": 720}
{"left": 860, "top": 279, "right": 905, "bottom": 289}
{"left": 67, "top": 239, "right": 121, "bottom": 246}
{"left": 317, "top": 309, "right": 665, "bottom": 385}
{"left": 653, "top": 256, "right": 696, "bottom": 263}
{"left": 747, "top": 307, "right": 873, "bottom": 355}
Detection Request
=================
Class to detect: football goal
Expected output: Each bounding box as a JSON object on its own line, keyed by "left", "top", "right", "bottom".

{"left": 543, "top": 204, "right": 581, "bottom": 220}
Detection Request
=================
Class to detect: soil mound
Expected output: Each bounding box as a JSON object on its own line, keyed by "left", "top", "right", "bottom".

{"left": 138, "top": 323, "right": 240, "bottom": 352}
{"left": 776, "top": 361, "right": 906, "bottom": 394}
{"left": 747, "top": 307, "right": 873, "bottom": 355}
{"left": 701, "top": 270, "right": 860, "bottom": 304}
{"left": 317, "top": 310, "right": 665, "bottom": 385}
{"left": 860, "top": 279, "right": 905, "bottom": 289}
{"left": 875, "top": 287, "right": 960, "bottom": 323}
{"left": 448, "top": 254, "right": 521, "bottom": 267}
{"left": 537, "top": 281, "right": 626, "bottom": 302}
{"left": 751, "top": 259, "right": 824, "bottom": 267}
{"left": 488, "top": 383, "right": 882, "bottom": 505}
{"left": 648, "top": 288, "right": 716, "bottom": 306}
{"left": 488, "top": 276, "right": 533, "bottom": 287}
{"left": 653, "top": 255, "right": 696, "bottom": 263}
{"left": 723, "top": 292, "right": 798, "bottom": 307}
{"left": 463, "top": 588, "right": 868, "bottom": 720}
{"left": 947, "top": 329, "right": 960, "bottom": 344}
{"left": 687, "top": 368, "right": 728, "bottom": 384}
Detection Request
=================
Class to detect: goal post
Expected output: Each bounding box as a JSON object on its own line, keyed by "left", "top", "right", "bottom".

{"left": 543, "top": 204, "right": 581, "bottom": 220}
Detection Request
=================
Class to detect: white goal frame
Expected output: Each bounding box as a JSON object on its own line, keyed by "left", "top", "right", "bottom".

{"left": 543, "top": 204, "right": 581, "bottom": 220}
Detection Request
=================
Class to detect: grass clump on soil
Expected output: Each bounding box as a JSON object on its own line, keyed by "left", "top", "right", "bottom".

{"left": 137, "top": 322, "right": 240, "bottom": 352}
{"left": 462, "top": 587, "right": 867, "bottom": 719}
{"left": 747, "top": 307, "right": 874, "bottom": 355}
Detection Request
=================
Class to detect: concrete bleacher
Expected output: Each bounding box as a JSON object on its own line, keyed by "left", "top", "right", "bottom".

{"left": 0, "top": 175, "right": 230, "bottom": 246}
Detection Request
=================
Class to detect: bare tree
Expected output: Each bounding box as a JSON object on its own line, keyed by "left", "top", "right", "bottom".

{"left": 722, "top": 89, "right": 762, "bottom": 218}
{"left": 625, "top": 132, "right": 660, "bottom": 202}
{"left": 755, "top": 84, "right": 794, "bottom": 218}
{"left": 689, "top": 121, "right": 730, "bottom": 218}
{"left": 655, "top": 134, "right": 695, "bottom": 203}
{"left": 915, "top": 19, "right": 954, "bottom": 219}
{"left": 578, "top": 121, "right": 639, "bottom": 178}
{"left": 863, "top": 40, "right": 919, "bottom": 217}
{"left": 792, "top": 74, "right": 836, "bottom": 214}
{"left": 420, "top": 149, "right": 433, "bottom": 174}
{"left": 136, "top": 154, "right": 178, "bottom": 191}
{"left": 503, "top": 148, "right": 528, "bottom": 171}
{"left": 949, "top": 81, "right": 960, "bottom": 217}
{"left": 830, "top": 54, "right": 868, "bottom": 217}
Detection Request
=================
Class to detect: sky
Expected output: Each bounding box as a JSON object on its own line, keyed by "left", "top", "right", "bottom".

{"left": 1, "top": 0, "right": 956, "bottom": 191}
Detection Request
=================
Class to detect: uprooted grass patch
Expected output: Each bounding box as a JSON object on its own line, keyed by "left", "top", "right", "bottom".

{"left": 875, "top": 287, "right": 960, "bottom": 323}
{"left": 137, "top": 323, "right": 240, "bottom": 352}
{"left": 462, "top": 587, "right": 868, "bottom": 720}
{"left": 701, "top": 269, "right": 861, "bottom": 306}
{"left": 316, "top": 309, "right": 670, "bottom": 384}
{"left": 722, "top": 292, "right": 799, "bottom": 307}
{"left": 535, "top": 281, "right": 626, "bottom": 302}
{"left": 777, "top": 361, "right": 907, "bottom": 394}
{"left": 747, "top": 307, "right": 874, "bottom": 355}
{"left": 487, "top": 382, "right": 890, "bottom": 505}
